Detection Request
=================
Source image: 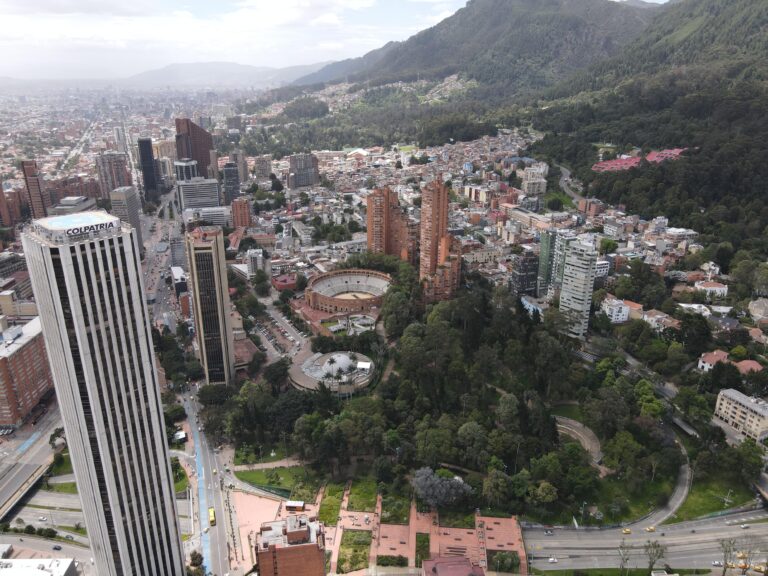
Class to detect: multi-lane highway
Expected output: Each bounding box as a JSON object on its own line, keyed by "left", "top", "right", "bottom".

{"left": 0, "top": 534, "right": 96, "bottom": 574}
{"left": 525, "top": 509, "right": 768, "bottom": 571}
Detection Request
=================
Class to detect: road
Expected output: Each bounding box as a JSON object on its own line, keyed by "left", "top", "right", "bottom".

{"left": 557, "top": 164, "right": 584, "bottom": 203}
{"left": 0, "top": 534, "right": 96, "bottom": 574}
{"left": 0, "top": 404, "right": 62, "bottom": 521}
{"left": 525, "top": 509, "right": 768, "bottom": 571}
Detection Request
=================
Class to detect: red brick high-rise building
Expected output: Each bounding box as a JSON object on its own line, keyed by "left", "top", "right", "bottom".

{"left": 255, "top": 515, "right": 325, "bottom": 576}
{"left": 366, "top": 187, "right": 418, "bottom": 265}
{"left": 419, "top": 180, "right": 460, "bottom": 302}
{"left": 231, "top": 197, "right": 252, "bottom": 228}
{"left": 175, "top": 118, "right": 214, "bottom": 179}
{"left": 0, "top": 318, "right": 54, "bottom": 427}
{"left": 21, "top": 160, "right": 49, "bottom": 220}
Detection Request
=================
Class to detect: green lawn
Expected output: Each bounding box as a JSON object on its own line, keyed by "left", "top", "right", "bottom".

{"left": 347, "top": 477, "right": 377, "bottom": 512}
{"left": 234, "top": 444, "right": 289, "bottom": 466}
{"left": 318, "top": 483, "right": 345, "bottom": 526}
{"left": 381, "top": 492, "right": 411, "bottom": 524}
{"left": 551, "top": 404, "right": 584, "bottom": 423}
{"left": 438, "top": 507, "right": 475, "bottom": 528}
{"left": 337, "top": 530, "right": 371, "bottom": 574}
{"left": 174, "top": 468, "right": 189, "bottom": 493}
{"left": 235, "top": 466, "right": 321, "bottom": 501}
{"left": 59, "top": 524, "right": 86, "bottom": 536}
{"left": 544, "top": 190, "right": 575, "bottom": 210}
{"left": 43, "top": 482, "right": 78, "bottom": 494}
{"left": 415, "top": 533, "right": 430, "bottom": 567}
{"left": 666, "top": 473, "right": 754, "bottom": 523}
{"left": 50, "top": 452, "right": 73, "bottom": 476}
{"left": 592, "top": 475, "right": 673, "bottom": 524}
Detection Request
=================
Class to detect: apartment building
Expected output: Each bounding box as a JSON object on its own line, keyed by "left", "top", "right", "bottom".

{"left": 714, "top": 388, "right": 768, "bottom": 441}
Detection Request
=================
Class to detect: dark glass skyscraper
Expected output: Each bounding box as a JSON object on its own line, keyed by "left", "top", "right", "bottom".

{"left": 137, "top": 137, "right": 159, "bottom": 201}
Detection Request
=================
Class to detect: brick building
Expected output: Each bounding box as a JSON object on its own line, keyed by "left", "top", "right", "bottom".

{"left": 0, "top": 317, "right": 54, "bottom": 428}
{"left": 366, "top": 187, "right": 418, "bottom": 265}
{"left": 420, "top": 180, "right": 460, "bottom": 302}
{"left": 255, "top": 515, "right": 325, "bottom": 576}
{"left": 231, "top": 197, "right": 252, "bottom": 228}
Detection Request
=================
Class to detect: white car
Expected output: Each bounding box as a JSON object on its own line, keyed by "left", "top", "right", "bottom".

{"left": 548, "top": 558, "right": 558, "bottom": 564}
{"left": 39, "top": 516, "right": 47, "bottom": 521}
{"left": 712, "top": 561, "right": 723, "bottom": 567}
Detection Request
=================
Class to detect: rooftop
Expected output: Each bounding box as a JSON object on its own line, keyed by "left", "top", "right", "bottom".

{"left": 720, "top": 388, "right": 768, "bottom": 417}
{"left": 35, "top": 211, "right": 117, "bottom": 233}
{"left": 256, "top": 514, "right": 323, "bottom": 550}
{"left": 0, "top": 317, "right": 42, "bottom": 358}
{"left": 0, "top": 558, "right": 77, "bottom": 575}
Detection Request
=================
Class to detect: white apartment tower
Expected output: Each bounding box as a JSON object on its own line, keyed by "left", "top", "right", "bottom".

{"left": 560, "top": 242, "right": 597, "bottom": 339}
{"left": 22, "top": 212, "right": 184, "bottom": 576}
{"left": 110, "top": 186, "right": 144, "bottom": 258}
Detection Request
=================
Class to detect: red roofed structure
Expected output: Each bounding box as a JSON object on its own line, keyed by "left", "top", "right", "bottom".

{"left": 592, "top": 148, "right": 687, "bottom": 172}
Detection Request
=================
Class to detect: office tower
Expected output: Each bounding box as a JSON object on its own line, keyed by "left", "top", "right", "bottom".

{"left": 186, "top": 227, "right": 235, "bottom": 385}
{"left": 170, "top": 237, "right": 186, "bottom": 270}
{"left": 222, "top": 162, "right": 240, "bottom": 205}
{"left": 110, "top": 186, "right": 144, "bottom": 257}
{"left": 254, "top": 154, "right": 272, "bottom": 179}
{"left": 0, "top": 187, "right": 14, "bottom": 228}
{"left": 96, "top": 151, "right": 132, "bottom": 198}
{"left": 560, "top": 242, "right": 598, "bottom": 339}
{"left": 182, "top": 207, "right": 232, "bottom": 228}
{"left": 231, "top": 197, "right": 251, "bottom": 228}
{"left": 419, "top": 180, "right": 449, "bottom": 280}
{"left": 21, "top": 160, "right": 49, "bottom": 220}
{"left": 209, "top": 150, "right": 219, "bottom": 180}
{"left": 22, "top": 212, "right": 184, "bottom": 576}
{"left": 175, "top": 118, "right": 213, "bottom": 179}
{"left": 230, "top": 149, "right": 249, "bottom": 182}
{"left": 287, "top": 153, "right": 319, "bottom": 188}
{"left": 138, "top": 137, "right": 160, "bottom": 201}
{"left": 246, "top": 249, "right": 270, "bottom": 279}
{"left": 0, "top": 318, "right": 54, "bottom": 428}
{"left": 113, "top": 126, "right": 126, "bottom": 153}
{"left": 174, "top": 159, "right": 199, "bottom": 182}
{"left": 509, "top": 247, "right": 539, "bottom": 297}
{"left": 255, "top": 515, "right": 326, "bottom": 576}
{"left": 177, "top": 177, "right": 220, "bottom": 210}
{"left": 366, "top": 187, "right": 417, "bottom": 264}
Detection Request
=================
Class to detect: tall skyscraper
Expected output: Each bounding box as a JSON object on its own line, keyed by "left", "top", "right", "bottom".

{"left": 22, "top": 212, "right": 184, "bottom": 576}
{"left": 113, "top": 126, "right": 126, "bottom": 154}
{"left": 287, "top": 153, "right": 319, "bottom": 189}
{"left": 178, "top": 177, "right": 220, "bottom": 210}
{"left": 0, "top": 187, "right": 14, "bottom": 228}
{"left": 110, "top": 186, "right": 144, "bottom": 257}
{"left": 230, "top": 149, "right": 249, "bottom": 182}
{"left": 509, "top": 247, "right": 539, "bottom": 297}
{"left": 174, "top": 159, "right": 199, "bottom": 182}
{"left": 419, "top": 179, "right": 449, "bottom": 280}
{"left": 254, "top": 154, "right": 272, "bottom": 179}
{"left": 21, "top": 160, "right": 50, "bottom": 220}
{"left": 231, "top": 197, "right": 251, "bottom": 228}
{"left": 537, "top": 229, "right": 556, "bottom": 297}
{"left": 222, "top": 162, "right": 240, "bottom": 205}
{"left": 175, "top": 118, "right": 214, "bottom": 179}
{"left": 560, "top": 242, "right": 598, "bottom": 339}
{"left": 96, "top": 152, "right": 132, "bottom": 198}
{"left": 186, "top": 227, "right": 235, "bottom": 385}
{"left": 366, "top": 187, "right": 417, "bottom": 264}
{"left": 137, "top": 137, "right": 160, "bottom": 201}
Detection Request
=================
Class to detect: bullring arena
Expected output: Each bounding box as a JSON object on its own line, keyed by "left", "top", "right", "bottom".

{"left": 305, "top": 269, "right": 392, "bottom": 314}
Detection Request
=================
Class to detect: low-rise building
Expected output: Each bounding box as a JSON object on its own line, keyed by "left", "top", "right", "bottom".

{"left": 695, "top": 280, "right": 728, "bottom": 299}
{"left": 714, "top": 388, "right": 768, "bottom": 441}
{"left": 254, "top": 515, "right": 325, "bottom": 576}
{"left": 601, "top": 295, "right": 630, "bottom": 324}
{"left": 421, "top": 557, "right": 485, "bottom": 576}
{"left": 0, "top": 558, "right": 77, "bottom": 575}
{"left": 697, "top": 349, "right": 729, "bottom": 372}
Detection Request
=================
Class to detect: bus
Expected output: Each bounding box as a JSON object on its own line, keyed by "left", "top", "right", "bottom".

{"left": 208, "top": 507, "right": 216, "bottom": 527}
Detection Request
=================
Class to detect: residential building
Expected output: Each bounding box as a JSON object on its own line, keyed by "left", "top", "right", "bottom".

{"left": 174, "top": 159, "right": 199, "bottom": 182}
{"left": 182, "top": 207, "right": 232, "bottom": 228}
{"left": 22, "top": 212, "right": 185, "bottom": 576}
{"left": 694, "top": 280, "right": 728, "bottom": 299}
{"left": 178, "top": 177, "right": 220, "bottom": 210}
{"left": 0, "top": 318, "right": 53, "bottom": 428}
{"left": 254, "top": 515, "right": 326, "bottom": 576}
{"left": 46, "top": 175, "right": 101, "bottom": 204}
{"left": 230, "top": 149, "right": 249, "bottom": 182}
{"left": 110, "top": 186, "right": 144, "bottom": 257}
{"left": 246, "top": 249, "right": 271, "bottom": 279}
{"left": 254, "top": 154, "right": 272, "bottom": 179}
{"left": 714, "top": 388, "right": 768, "bottom": 441}
{"left": 21, "top": 160, "right": 49, "bottom": 220}
{"left": 48, "top": 196, "right": 97, "bottom": 216}
{"left": 231, "top": 197, "right": 252, "bottom": 228}
{"left": 521, "top": 177, "right": 547, "bottom": 196}
{"left": 537, "top": 229, "right": 556, "bottom": 297}
{"left": 549, "top": 231, "right": 578, "bottom": 297}
{"left": 186, "top": 227, "right": 235, "bottom": 385}
{"left": 421, "top": 557, "right": 485, "bottom": 576}
{"left": 366, "top": 187, "right": 417, "bottom": 263}
{"left": 288, "top": 153, "right": 319, "bottom": 188}
{"left": 95, "top": 151, "right": 132, "bottom": 198}
{"left": 560, "top": 242, "right": 597, "bottom": 338}
{"left": 222, "top": 162, "right": 240, "bottom": 205}
{"left": 420, "top": 180, "right": 460, "bottom": 301}
{"left": 175, "top": 118, "right": 214, "bottom": 179}
{"left": 601, "top": 295, "right": 630, "bottom": 324}
{"left": 509, "top": 248, "right": 539, "bottom": 297}
{"left": 697, "top": 349, "right": 729, "bottom": 372}
{"left": 0, "top": 188, "right": 14, "bottom": 228}
{"left": 138, "top": 137, "right": 160, "bottom": 200}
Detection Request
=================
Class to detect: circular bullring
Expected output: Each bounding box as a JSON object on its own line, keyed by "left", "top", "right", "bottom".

{"left": 305, "top": 269, "right": 392, "bottom": 315}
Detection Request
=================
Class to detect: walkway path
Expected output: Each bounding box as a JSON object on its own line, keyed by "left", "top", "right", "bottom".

{"left": 633, "top": 435, "right": 692, "bottom": 527}
{"left": 555, "top": 416, "right": 609, "bottom": 477}
{"left": 231, "top": 456, "right": 301, "bottom": 472}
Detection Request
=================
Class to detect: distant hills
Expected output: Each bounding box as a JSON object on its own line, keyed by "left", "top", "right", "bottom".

{"left": 295, "top": 0, "right": 662, "bottom": 95}
{"left": 0, "top": 61, "right": 330, "bottom": 92}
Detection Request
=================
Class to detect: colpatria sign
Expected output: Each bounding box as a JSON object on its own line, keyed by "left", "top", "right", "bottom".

{"left": 65, "top": 222, "right": 117, "bottom": 236}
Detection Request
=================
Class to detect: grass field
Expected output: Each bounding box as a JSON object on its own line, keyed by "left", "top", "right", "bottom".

{"left": 235, "top": 466, "right": 321, "bottom": 501}
{"left": 318, "top": 483, "right": 345, "bottom": 526}
{"left": 666, "top": 473, "right": 754, "bottom": 523}
{"left": 174, "top": 468, "right": 189, "bottom": 493}
{"left": 234, "top": 445, "right": 288, "bottom": 466}
{"left": 347, "top": 477, "right": 377, "bottom": 512}
{"left": 59, "top": 524, "right": 86, "bottom": 536}
{"left": 415, "top": 533, "right": 430, "bottom": 567}
{"left": 337, "top": 530, "right": 371, "bottom": 574}
{"left": 49, "top": 452, "right": 73, "bottom": 477}
{"left": 593, "top": 475, "right": 673, "bottom": 524}
{"left": 551, "top": 404, "right": 584, "bottom": 423}
{"left": 43, "top": 482, "right": 78, "bottom": 494}
{"left": 438, "top": 507, "right": 476, "bottom": 528}
{"left": 381, "top": 491, "right": 411, "bottom": 524}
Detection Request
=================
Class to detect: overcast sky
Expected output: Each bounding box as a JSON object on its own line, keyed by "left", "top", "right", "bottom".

{"left": 0, "top": 0, "right": 668, "bottom": 79}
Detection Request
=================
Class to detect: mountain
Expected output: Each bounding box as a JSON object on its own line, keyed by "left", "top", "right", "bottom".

{"left": 125, "top": 61, "right": 331, "bottom": 89}
{"left": 295, "top": 0, "right": 662, "bottom": 94}
{"left": 531, "top": 0, "right": 768, "bottom": 249}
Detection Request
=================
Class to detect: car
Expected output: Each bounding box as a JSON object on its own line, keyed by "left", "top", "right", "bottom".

{"left": 622, "top": 528, "right": 632, "bottom": 534}
{"left": 52, "top": 545, "right": 62, "bottom": 551}
{"left": 645, "top": 526, "right": 656, "bottom": 532}
{"left": 712, "top": 561, "right": 723, "bottom": 567}
{"left": 544, "top": 530, "right": 554, "bottom": 536}
{"left": 548, "top": 558, "right": 558, "bottom": 564}
{"left": 39, "top": 516, "right": 47, "bottom": 521}
{"left": 65, "top": 535, "right": 74, "bottom": 540}
{"left": 741, "top": 524, "right": 750, "bottom": 529}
